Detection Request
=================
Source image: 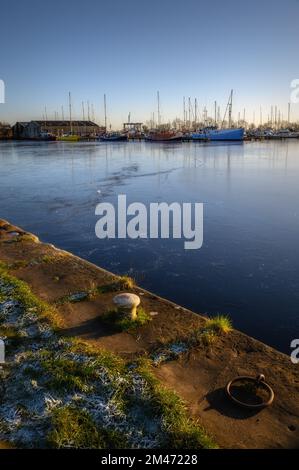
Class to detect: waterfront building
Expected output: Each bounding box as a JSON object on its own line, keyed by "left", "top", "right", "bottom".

{"left": 0, "top": 122, "right": 12, "bottom": 139}
{"left": 12, "top": 120, "right": 104, "bottom": 139}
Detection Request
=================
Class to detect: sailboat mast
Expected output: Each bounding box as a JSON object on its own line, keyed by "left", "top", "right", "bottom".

{"left": 228, "top": 89, "right": 233, "bottom": 128}
{"left": 81, "top": 102, "right": 86, "bottom": 136}
{"left": 104, "top": 94, "right": 107, "bottom": 131}
{"left": 157, "top": 91, "right": 160, "bottom": 126}
{"left": 69, "top": 92, "right": 73, "bottom": 134}
{"left": 44, "top": 106, "right": 48, "bottom": 129}
{"left": 87, "top": 101, "right": 90, "bottom": 121}
{"left": 214, "top": 101, "right": 217, "bottom": 126}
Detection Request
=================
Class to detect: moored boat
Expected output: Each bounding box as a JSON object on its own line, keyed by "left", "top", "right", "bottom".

{"left": 192, "top": 127, "right": 244, "bottom": 141}
{"left": 270, "top": 129, "right": 299, "bottom": 139}
{"left": 144, "top": 130, "right": 183, "bottom": 142}
{"left": 99, "top": 132, "right": 128, "bottom": 142}
{"left": 57, "top": 134, "right": 80, "bottom": 141}
{"left": 37, "top": 132, "right": 56, "bottom": 141}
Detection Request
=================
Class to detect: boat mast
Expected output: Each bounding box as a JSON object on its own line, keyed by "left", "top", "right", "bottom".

{"left": 228, "top": 89, "right": 233, "bottom": 127}
{"left": 104, "top": 94, "right": 107, "bottom": 131}
{"left": 87, "top": 101, "right": 90, "bottom": 121}
{"left": 288, "top": 102, "right": 291, "bottom": 124}
{"left": 183, "top": 97, "right": 186, "bottom": 127}
{"left": 157, "top": 91, "right": 160, "bottom": 127}
{"left": 82, "top": 102, "right": 86, "bottom": 137}
{"left": 69, "top": 92, "right": 73, "bottom": 134}
{"left": 194, "top": 98, "right": 197, "bottom": 128}
{"left": 44, "top": 106, "right": 48, "bottom": 131}
{"left": 221, "top": 89, "right": 233, "bottom": 128}
{"left": 214, "top": 101, "right": 217, "bottom": 126}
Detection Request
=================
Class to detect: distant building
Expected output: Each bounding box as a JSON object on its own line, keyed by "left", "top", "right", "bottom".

{"left": 0, "top": 122, "right": 12, "bottom": 140}
{"left": 12, "top": 120, "right": 105, "bottom": 139}
{"left": 12, "top": 122, "right": 31, "bottom": 139}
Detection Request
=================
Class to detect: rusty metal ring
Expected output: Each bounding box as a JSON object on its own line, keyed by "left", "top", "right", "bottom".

{"left": 226, "top": 375, "right": 274, "bottom": 409}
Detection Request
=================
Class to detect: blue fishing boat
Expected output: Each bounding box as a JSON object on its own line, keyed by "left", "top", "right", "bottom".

{"left": 191, "top": 127, "right": 244, "bottom": 141}
{"left": 192, "top": 90, "right": 244, "bottom": 141}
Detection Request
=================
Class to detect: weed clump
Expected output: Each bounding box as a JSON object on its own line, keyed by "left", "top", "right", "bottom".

{"left": 103, "top": 307, "right": 152, "bottom": 331}
{"left": 205, "top": 315, "right": 232, "bottom": 334}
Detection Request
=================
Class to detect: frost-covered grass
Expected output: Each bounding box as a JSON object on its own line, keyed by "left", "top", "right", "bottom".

{"left": 0, "top": 262, "right": 216, "bottom": 449}
{"left": 134, "top": 359, "right": 217, "bottom": 449}
{"left": 47, "top": 405, "right": 128, "bottom": 448}
{"left": 152, "top": 342, "right": 189, "bottom": 366}
{"left": 0, "top": 262, "right": 62, "bottom": 330}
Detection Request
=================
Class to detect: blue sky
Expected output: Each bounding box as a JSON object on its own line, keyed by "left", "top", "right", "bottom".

{"left": 1, "top": 0, "right": 299, "bottom": 127}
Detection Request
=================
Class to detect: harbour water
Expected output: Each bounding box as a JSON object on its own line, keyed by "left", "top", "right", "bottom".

{"left": 0, "top": 139, "right": 298, "bottom": 353}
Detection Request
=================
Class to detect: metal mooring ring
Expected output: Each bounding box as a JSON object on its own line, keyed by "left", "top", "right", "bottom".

{"left": 226, "top": 374, "right": 274, "bottom": 409}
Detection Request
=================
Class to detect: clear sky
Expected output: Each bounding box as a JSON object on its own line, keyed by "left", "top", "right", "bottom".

{"left": 1, "top": 0, "right": 299, "bottom": 127}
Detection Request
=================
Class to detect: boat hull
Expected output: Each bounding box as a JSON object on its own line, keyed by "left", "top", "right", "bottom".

{"left": 145, "top": 136, "right": 183, "bottom": 142}
{"left": 57, "top": 135, "right": 80, "bottom": 141}
{"left": 144, "top": 131, "right": 183, "bottom": 142}
{"left": 99, "top": 134, "right": 128, "bottom": 142}
{"left": 192, "top": 128, "right": 244, "bottom": 141}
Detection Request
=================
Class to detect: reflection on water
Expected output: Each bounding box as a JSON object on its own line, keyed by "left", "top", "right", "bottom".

{"left": 1, "top": 140, "right": 299, "bottom": 353}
